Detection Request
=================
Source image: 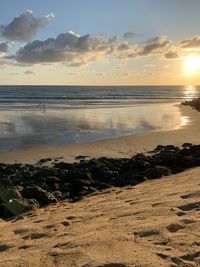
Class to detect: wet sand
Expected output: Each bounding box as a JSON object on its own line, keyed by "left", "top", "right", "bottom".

{"left": 0, "top": 105, "right": 199, "bottom": 164}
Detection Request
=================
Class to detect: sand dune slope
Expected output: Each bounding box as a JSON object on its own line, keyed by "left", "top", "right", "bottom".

{"left": 0, "top": 168, "right": 200, "bottom": 267}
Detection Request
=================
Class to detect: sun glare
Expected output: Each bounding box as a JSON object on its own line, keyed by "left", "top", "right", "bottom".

{"left": 183, "top": 56, "right": 200, "bottom": 76}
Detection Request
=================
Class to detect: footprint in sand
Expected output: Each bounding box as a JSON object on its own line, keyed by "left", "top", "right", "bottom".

{"left": 61, "top": 221, "right": 71, "bottom": 226}
{"left": 156, "top": 253, "right": 169, "bottom": 260}
{"left": 181, "top": 191, "right": 200, "bottom": 199}
{"left": 171, "top": 255, "right": 199, "bottom": 267}
{"left": 14, "top": 228, "right": 31, "bottom": 235}
{"left": 66, "top": 216, "right": 78, "bottom": 220}
{"left": 96, "top": 264, "right": 129, "bottom": 267}
{"left": 177, "top": 202, "right": 200, "bottom": 211}
{"left": 180, "top": 251, "right": 200, "bottom": 261}
{"left": 179, "top": 219, "right": 196, "bottom": 224}
{"left": 43, "top": 223, "right": 58, "bottom": 229}
{"left": 166, "top": 223, "right": 185, "bottom": 233}
{"left": 175, "top": 211, "right": 187, "bottom": 217}
{"left": 0, "top": 244, "right": 11, "bottom": 252}
{"left": 192, "top": 242, "right": 200, "bottom": 246}
{"left": 19, "top": 245, "right": 32, "bottom": 250}
{"left": 23, "top": 232, "right": 48, "bottom": 240}
{"left": 33, "top": 219, "right": 45, "bottom": 223}
{"left": 134, "top": 229, "right": 160, "bottom": 238}
{"left": 53, "top": 241, "right": 76, "bottom": 249}
{"left": 153, "top": 241, "right": 169, "bottom": 246}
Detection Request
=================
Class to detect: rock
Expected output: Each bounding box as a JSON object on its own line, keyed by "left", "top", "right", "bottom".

{"left": 21, "top": 186, "right": 58, "bottom": 205}
{"left": 2, "top": 198, "right": 39, "bottom": 219}
{"left": 0, "top": 185, "right": 22, "bottom": 204}
{"left": 179, "top": 156, "right": 200, "bottom": 168}
{"left": 145, "top": 166, "right": 170, "bottom": 179}
{"left": 54, "top": 162, "right": 73, "bottom": 170}
{"left": 182, "top": 97, "right": 200, "bottom": 111}
{"left": 33, "top": 168, "right": 57, "bottom": 179}
{"left": 52, "top": 191, "right": 63, "bottom": 199}
{"left": 37, "top": 158, "right": 52, "bottom": 164}
{"left": 182, "top": 143, "right": 193, "bottom": 148}
{"left": 75, "top": 155, "right": 88, "bottom": 160}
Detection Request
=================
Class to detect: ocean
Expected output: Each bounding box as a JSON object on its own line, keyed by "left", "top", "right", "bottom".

{"left": 0, "top": 85, "right": 199, "bottom": 109}
{"left": 0, "top": 85, "right": 199, "bottom": 151}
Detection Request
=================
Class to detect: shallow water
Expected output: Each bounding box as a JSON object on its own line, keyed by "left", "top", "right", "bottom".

{"left": 0, "top": 103, "right": 188, "bottom": 151}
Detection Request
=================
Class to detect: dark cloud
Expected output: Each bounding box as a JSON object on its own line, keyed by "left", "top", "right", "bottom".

{"left": 165, "top": 51, "right": 180, "bottom": 59}
{"left": 24, "top": 70, "right": 35, "bottom": 75}
{"left": 0, "top": 10, "right": 54, "bottom": 42}
{"left": 180, "top": 36, "right": 200, "bottom": 48}
{"left": 117, "top": 43, "right": 130, "bottom": 51}
{"left": 0, "top": 42, "right": 10, "bottom": 53}
{"left": 140, "top": 35, "right": 170, "bottom": 55}
{"left": 123, "top": 32, "right": 135, "bottom": 40}
{"left": 6, "top": 29, "right": 189, "bottom": 68}
{"left": 115, "top": 35, "right": 170, "bottom": 59}
{"left": 15, "top": 31, "right": 115, "bottom": 66}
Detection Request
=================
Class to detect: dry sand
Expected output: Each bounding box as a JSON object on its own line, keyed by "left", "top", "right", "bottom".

{"left": 0, "top": 104, "right": 199, "bottom": 267}
{"left": 0, "top": 167, "right": 199, "bottom": 267}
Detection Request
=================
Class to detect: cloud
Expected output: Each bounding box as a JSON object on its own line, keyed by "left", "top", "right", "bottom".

{"left": 24, "top": 70, "right": 35, "bottom": 75}
{"left": 0, "top": 10, "right": 54, "bottom": 42}
{"left": 8, "top": 29, "right": 200, "bottom": 69}
{"left": 13, "top": 33, "right": 175, "bottom": 67}
{"left": 180, "top": 36, "right": 200, "bottom": 49}
{"left": 123, "top": 32, "right": 135, "bottom": 40}
{"left": 115, "top": 35, "right": 171, "bottom": 59}
{"left": 140, "top": 35, "right": 170, "bottom": 55}
{"left": 15, "top": 31, "right": 116, "bottom": 66}
{"left": 0, "top": 42, "right": 10, "bottom": 53}
{"left": 165, "top": 51, "right": 180, "bottom": 59}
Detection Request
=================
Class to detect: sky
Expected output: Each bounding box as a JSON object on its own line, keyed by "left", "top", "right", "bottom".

{"left": 0, "top": 0, "right": 200, "bottom": 85}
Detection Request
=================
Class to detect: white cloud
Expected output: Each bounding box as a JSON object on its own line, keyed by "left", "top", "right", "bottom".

{"left": 0, "top": 10, "right": 54, "bottom": 42}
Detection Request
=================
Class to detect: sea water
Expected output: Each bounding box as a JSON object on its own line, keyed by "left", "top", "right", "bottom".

{"left": 0, "top": 85, "right": 199, "bottom": 151}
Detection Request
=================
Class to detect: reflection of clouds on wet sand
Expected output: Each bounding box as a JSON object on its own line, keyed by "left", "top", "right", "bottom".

{"left": 0, "top": 103, "right": 188, "bottom": 150}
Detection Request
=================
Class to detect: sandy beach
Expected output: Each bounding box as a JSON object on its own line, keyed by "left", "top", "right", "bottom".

{"left": 0, "top": 104, "right": 199, "bottom": 267}
{"left": 1, "top": 1, "right": 200, "bottom": 266}
{"left": 0, "top": 166, "right": 199, "bottom": 267}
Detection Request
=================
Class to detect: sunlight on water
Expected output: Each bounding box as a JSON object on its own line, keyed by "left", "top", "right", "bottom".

{"left": 184, "top": 85, "right": 198, "bottom": 100}
{"left": 0, "top": 103, "right": 188, "bottom": 151}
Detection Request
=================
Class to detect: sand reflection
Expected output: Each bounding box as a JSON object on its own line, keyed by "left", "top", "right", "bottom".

{"left": 0, "top": 103, "right": 188, "bottom": 150}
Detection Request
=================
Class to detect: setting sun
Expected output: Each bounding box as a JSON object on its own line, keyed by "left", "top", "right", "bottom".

{"left": 183, "top": 56, "right": 200, "bottom": 76}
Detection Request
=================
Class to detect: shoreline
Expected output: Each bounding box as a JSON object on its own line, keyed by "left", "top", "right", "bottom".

{"left": 0, "top": 104, "right": 199, "bottom": 164}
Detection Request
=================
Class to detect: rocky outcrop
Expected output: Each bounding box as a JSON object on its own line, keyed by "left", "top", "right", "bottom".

{"left": 0, "top": 143, "right": 200, "bottom": 219}
{"left": 182, "top": 97, "right": 200, "bottom": 111}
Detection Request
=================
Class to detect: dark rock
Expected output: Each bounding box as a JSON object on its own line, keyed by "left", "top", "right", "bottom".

{"left": 37, "top": 158, "right": 52, "bottom": 164}
{"left": 1, "top": 142, "right": 200, "bottom": 219}
{"left": 145, "top": 166, "right": 171, "bottom": 179}
{"left": 182, "top": 97, "right": 200, "bottom": 111}
{"left": 21, "top": 186, "right": 58, "bottom": 205}
{"left": 54, "top": 162, "right": 73, "bottom": 170}
{"left": 182, "top": 143, "right": 193, "bottom": 148}
{"left": 2, "top": 198, "right": 39, "bottom": 219}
